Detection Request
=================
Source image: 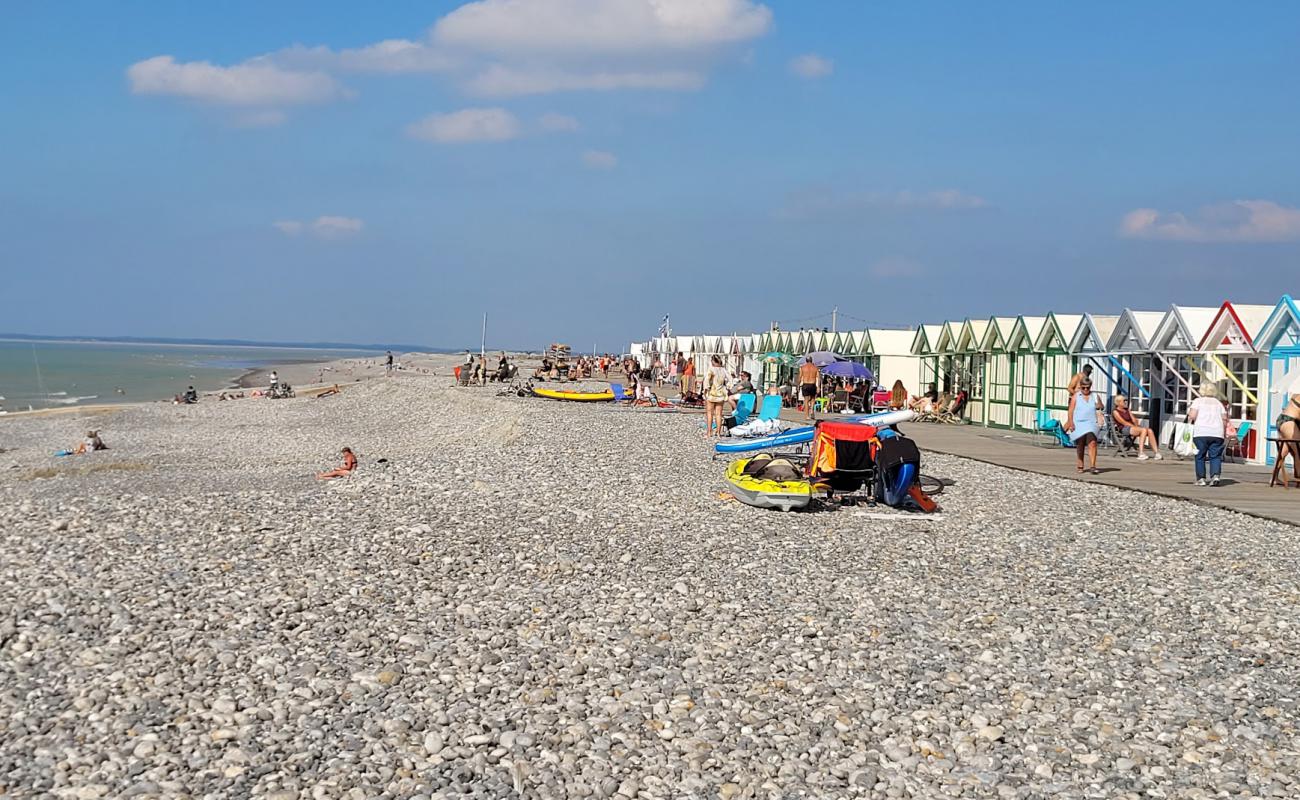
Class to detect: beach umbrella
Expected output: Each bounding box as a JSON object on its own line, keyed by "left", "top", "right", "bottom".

{"left": 761, "top": 351, "right": 797, "bottom": 364}
{"left": 821, "top": 360, "right": 874, "bottom": 381}
{"left": 804, "top": 350, "right": 845, "bottom": 367}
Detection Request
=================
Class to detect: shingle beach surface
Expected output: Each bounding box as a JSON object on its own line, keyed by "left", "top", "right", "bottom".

{"left": 2, "top": 376, "right": 1297, "bottom": 798}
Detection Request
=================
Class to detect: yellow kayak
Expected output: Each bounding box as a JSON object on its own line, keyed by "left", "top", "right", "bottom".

{"left": 531, "top": 387, "right": 615, "bottom": 402}
{"left": 726, "top": 455, "right": 812, "bottom": 511}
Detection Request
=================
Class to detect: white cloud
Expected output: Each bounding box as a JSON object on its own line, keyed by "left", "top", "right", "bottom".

{"left": 582, "top": 150, "right": 618, "bottom": 169}
{"left": 127, "top": 55, "right": 346, "bottom": 106}
{"left": 1119, "top": 200, "right": 1300, "bottom": 243}
{"left": 868, "top": 257, "right": 924, "bottom": 278}
{"left": 274, "top": 216, "right": 364, "bottom": 239}
{"left": 406, "top": 107, "right": 521, "bottom": 143}
{"left": 778, "top": 186, "right": 988, "bottom": 219}
{"left": 433, "top": 0, "right": 772, "bottom": 56}
{"left": 465, "top": 65, "right": 705, "bottom": 96}
{"left": 538, "top": 112, "right": 580, "bottom": 132}
{"left": 788, "top": 53, "right": 833, "bottom": 79}
{"left": 273, "top": 39, "right": 457, "bottom": 74}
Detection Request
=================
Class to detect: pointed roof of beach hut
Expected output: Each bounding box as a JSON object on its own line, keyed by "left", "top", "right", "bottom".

{"left": 910, "top": 324, "right": 943, "bottom": 356}
{"left": 870, "top": 328, "right": 916, "bottom": 357}
{"left": 1255, "top": 296, "right": 1300, "bottom": 351}
{"left": 1106, "top": 310, "right": 1164, "bottom": 353}
{"left": 956, "top": 318, "right": 991, "bottom": 353}
{"left": 979, "top": 316, "right": 1018, "bottom": 351}
{"left": 1036, "top": 313, "right": 1082, "bottom": 352}
{"left": 1068, "top": 314, "right": 1119, "bottom": 354}
{"left": 934, "top": 322, "right": 960, "bottom": 354}
{"left": 849, "top": 329, "right": 874, "bottom": 355}
{"left": 1149, "top": 305, "right": 1219, "bottom": 352}
{"left": 1006, "top": 316, "right": 1048, "bottom": 352}
{"left": 1199, "top": 302, "right": 1275, "bottom": 352}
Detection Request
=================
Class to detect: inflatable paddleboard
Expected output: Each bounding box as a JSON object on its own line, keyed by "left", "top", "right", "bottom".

{"left": 714, "top": 408, "right": 916, "bottom": 454}
{"left": 531, "top": 387, "right": 615, "bottom": 402}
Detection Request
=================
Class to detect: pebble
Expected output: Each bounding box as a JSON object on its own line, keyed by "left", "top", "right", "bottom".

{"left": 0, "top": 369, "right": 1297, "bottom": 798}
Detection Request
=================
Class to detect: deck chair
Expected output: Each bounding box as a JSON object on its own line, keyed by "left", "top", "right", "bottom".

{"left": 1225, "top": 421, "right": 1252, "bottom": 462}
{"left": 1034, "top": 409, "right": 1071, "bottom": 447}
{"left": 756, "top": 394, "right": 783, "bottom": 422}
{"left": 610, "top": 383, "right": 631, "bottom": 403}
{"left": 725, "top": 393, "right": 757, "bottom": 429}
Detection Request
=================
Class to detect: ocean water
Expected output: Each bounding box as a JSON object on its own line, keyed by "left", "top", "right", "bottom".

{"left": 0, "top": 340, "right": 373, "bottom": 411}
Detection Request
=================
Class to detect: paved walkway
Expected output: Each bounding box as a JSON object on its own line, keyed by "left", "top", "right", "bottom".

{"left": 894, "top": 419, "right": 1299, "bottom": 527}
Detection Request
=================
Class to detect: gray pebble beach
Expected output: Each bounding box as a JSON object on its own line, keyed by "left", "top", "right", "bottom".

{"left": 2, "top": 372, "right": 1298, "bottom": 799}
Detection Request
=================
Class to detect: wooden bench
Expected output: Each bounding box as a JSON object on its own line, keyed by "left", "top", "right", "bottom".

{"left": 1267, "top": 438, "right": 1300, "bottom": 488}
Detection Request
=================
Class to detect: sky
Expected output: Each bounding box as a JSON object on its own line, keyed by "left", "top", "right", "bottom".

{"left": 3, "top": 1, "right": 1299, "bottom": 351}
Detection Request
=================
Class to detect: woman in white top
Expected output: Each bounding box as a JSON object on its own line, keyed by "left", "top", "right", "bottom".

{"left": 702, "top": 355, "right": 731, "bottom": 438}
{"left": 1186, "top": 382, "right": 1228, "bottom": 487}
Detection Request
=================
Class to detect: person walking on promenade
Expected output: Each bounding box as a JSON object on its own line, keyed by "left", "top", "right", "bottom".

{"left": 798, "top": 357, "right": 820, "bottom": 420}
{"left": 1187, "top": 383, "right": 1228, "bottom": 486}
{"left": 1065, "top": 377, "right": 1103, "bottom": 474}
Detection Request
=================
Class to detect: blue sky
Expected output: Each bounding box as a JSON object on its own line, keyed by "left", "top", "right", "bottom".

{"left": 3, "top": 1, "right": 1299, "bottom": 350}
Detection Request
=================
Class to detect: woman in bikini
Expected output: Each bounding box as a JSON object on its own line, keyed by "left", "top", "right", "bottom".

{"left": 317, "top": 447, "right": 357, "bottom": 480}
{"left": 1112, "top": 394, "right": 1163, "bottom": 460}
{"left": 1277, "top": 379, "right": 1300, "bottom": 441}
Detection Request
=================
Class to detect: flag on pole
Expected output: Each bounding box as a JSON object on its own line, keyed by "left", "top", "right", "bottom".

{"left": 658, "top": 314, "right": 670, "bottom": 336}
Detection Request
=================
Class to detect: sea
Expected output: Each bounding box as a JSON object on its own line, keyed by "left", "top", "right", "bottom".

{"left": 0, "top": 340, "right": 376, "bottom": 412}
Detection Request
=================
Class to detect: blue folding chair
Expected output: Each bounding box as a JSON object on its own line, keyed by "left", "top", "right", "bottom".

{"left": 756, "top": 394, "right": 783, "bottom": 422}
{"left": 1034, "top": 409, "right": 1071, "bottom": 447}
{"left": 729, "top": 393, "right": 757, "bottom": 425}
{"left": 610, "top": 383, "right": 630, "bottom": 402}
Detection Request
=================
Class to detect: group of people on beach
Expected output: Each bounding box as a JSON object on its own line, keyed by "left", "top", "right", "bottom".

{"left": 1062, "top": 364, "right": 1247, "bottom": 486}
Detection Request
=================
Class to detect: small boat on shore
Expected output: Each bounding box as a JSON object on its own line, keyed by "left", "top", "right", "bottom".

{"left": 726, "top": 454, "right": 813, "bottom": 511}
{"left": 531, "top": 387, "right": 615, "bottom": 402}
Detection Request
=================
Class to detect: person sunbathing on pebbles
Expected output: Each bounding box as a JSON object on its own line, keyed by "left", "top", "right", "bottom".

{"left": 316, "top": 447, "right": 357, "bottom": 480}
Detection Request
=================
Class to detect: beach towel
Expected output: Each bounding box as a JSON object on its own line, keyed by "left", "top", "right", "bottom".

{"left": 729, "top": 418, "right": 785, "bottom": 438}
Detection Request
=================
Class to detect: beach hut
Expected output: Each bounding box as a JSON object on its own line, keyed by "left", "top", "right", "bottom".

{"left": 1034, "top": 313, "right": 1082, "bottom": 425}
{"left": 910, "top": 324, "right": 944, "bottom": 395}
{"left": 982, "top": 317, "right": 1019, "bottom": 428}
{"left": 1105, "top": 309, "right": 1165, "bottom": 424}
{"left": 955, "top": 318, "right": 991, "bottom": 425}
{"left": 1148, "top": 304, "right": 1217, "bottom": 413}
{"left": 1004, "top": 316, "right": 1048, "bottom": 431}
{"left": 933, "top": 322, "right": 961, "bottom": 395}
{"left": 1198, "top": 302, "right": 1274, "bottom": 461}
{"left": 1068, "top": 314, "right": 1122, "bottom": 399}
{"left": 871, "top": 328, "right": 921, "bottom": 395}
{"left": 1255, "top": 295, "right": 1300, "bottom": 465}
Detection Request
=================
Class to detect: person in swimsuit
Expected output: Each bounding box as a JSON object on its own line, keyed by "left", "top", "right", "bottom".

{"left": 1065, "top": 377, "right": 1103, "bottom": 473}
{"left": 1112, "top": 394, "right": 1162, "bottom": 460}
{"left": 317, "top": 447, "right": 357, "bottom": 480}
{"left": 798, "top": 357, "right": 820, "bottom": 420}
{"left": 1277, "top": 377, "right": 1300, "bottom": 441}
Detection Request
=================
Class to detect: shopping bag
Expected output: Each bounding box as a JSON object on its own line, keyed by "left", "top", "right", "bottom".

{"left": 1173, "top": 422, "right": 1195, "bottom": 457}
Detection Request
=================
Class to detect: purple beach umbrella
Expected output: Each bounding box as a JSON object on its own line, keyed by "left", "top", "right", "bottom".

{"left": 804, "top": 350, "right": 844, "bottom": 367}
{"left": 820, "top": 361, "right": 875, "bottom": 381}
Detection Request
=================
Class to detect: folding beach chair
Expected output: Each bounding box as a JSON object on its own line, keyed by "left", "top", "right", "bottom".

{"left": 756, "top": 394, "right": 783, "bottom": 422}
{"left": 610, "top": 383, "right": 631, "bottom": 402}
{"left": 727, "top": 393, "right": 757, "bottom": 427}
{"left": 1225, "top": 421, "right": 1252, "bottom": 463}
{"left": 1033, "top": 409, "right": 1071, "bottom": 447}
